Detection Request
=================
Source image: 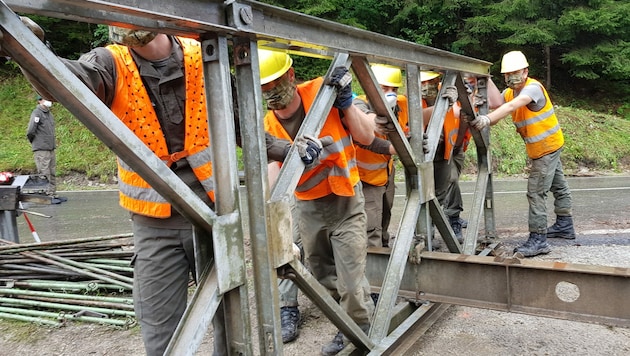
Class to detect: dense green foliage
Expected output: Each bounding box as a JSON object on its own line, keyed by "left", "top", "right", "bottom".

{"left": 264, "top": 0, "right": 630, "bottom": 107}
{"left": 5, "top": 0, "right": 629, "bottom": 103}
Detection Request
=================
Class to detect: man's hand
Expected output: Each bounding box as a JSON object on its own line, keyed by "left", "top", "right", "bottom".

{"left": 469, "top": 114, "right": 491, "bottom": 130}
{"left": 473, "top": 93, "right": 486, "bottom": 107}
{"left": 20, "top": 17, "right": 45, "bottom": 42}
{"left": 294, "top": 135, "right": 333, "bottom": 166}
{"left": 442, "top": 85, "right": 458, "bottom": 106}
{"left": 375, "top": 115, "right": 396, "bottom": 135}
{"left": 327, "top": 67, "right": 353, "bottom": 110}
{"left": 1, "top": 17, "right": 46, "bottom": 57}
{"left": 0, "top": 16, "right": 50, "bottom": 57}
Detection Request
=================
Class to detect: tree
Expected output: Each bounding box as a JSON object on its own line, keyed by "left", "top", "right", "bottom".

{"left": 455, "top": 0, "right": 630, "bottom": 94}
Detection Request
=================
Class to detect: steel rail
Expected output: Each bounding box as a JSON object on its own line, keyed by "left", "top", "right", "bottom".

{"left": 5, "top": 0, "right": 491, "bottom": 75}
{"left": 367, "top": 251, "right": 630, "bottom": 328}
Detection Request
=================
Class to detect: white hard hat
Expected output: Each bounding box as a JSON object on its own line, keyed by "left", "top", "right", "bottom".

{"left": 501, "top": 51, "right": 529, "bottom": 73}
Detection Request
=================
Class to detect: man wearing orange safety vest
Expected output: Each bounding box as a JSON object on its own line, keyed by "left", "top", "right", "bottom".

{"left": 353, "top": 64, "right": 408, "bottom": 248}
{"left": 421, "top": 71, "right": 469, "bottom": 243}
{"left": 468, "top": 50, "right": 574, "bottom": 257}
{"left": 18, "top": 22, "right": 231, "bottom": 355}
{"left": 259, "top": 49, "right": 376, "bottom": 355}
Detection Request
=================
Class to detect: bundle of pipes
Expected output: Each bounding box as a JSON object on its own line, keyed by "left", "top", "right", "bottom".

{"left": 0, "top": 234, "right": 136, "bottom": 327}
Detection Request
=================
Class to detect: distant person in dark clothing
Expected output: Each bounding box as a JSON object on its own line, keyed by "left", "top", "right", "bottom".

{"left": 27, "top": 96, "right": 57, "bottom": 197}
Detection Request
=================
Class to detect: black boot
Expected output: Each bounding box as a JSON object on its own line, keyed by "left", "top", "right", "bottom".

{"left": 321, "top": 331, "right": 345, "bottom": 355}
{"left": 514, "top": 232, "right": 551, "bottom": 257}
{"left": 448, "top": 216, "right": 463, "bottom": 243}
{"left": 280, "top": 306, "right": 300, "bottom": 343}
{"left": 547, "top": 215, "right": 576, "bottom": 239}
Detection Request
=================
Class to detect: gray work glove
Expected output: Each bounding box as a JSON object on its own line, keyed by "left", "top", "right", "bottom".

{"left": 327, "top": 67, "right": 353, "bottom": 110}
{"left": 294, "top": 135, "right": 334, "bottom": 166}
{"left": 442, "top": 85, "right": 458, "bottom": 106}
{"left": 375, "top": 115, "right": 396, "bottom": 135}
{"left": 473, "top": 93, "right": 486, "bottom": 107}
{"left": 469, "top": 114, "right": 491, "bottom": 130}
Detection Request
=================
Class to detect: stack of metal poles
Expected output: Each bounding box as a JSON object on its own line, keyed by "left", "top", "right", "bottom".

{"left": 0, "top": 234, "right": 136, "bottom": 327}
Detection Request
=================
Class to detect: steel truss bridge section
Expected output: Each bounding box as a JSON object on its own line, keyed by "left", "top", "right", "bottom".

{"left": 1, "top": 1, "right": 628, "bottom": 355}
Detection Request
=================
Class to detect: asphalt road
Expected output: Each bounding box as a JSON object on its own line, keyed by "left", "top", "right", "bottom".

{"left": 16, "top": 175, "right": 630, "bottom": 244}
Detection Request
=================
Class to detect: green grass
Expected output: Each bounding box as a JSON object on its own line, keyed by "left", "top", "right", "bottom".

{"left": 0, "top": 75, "right": 117, "bottom": 182}
{"left": 2, "top": 74, "right": 629, "bottom": 190}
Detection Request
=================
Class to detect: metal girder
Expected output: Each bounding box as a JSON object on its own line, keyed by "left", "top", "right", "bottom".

{"left": 165, "top": 265, "right": 223, "bottom": 355}
{"left": 232, "top": 38, "right": 285, "bottom": 353}
{"left": 368, "top": 190, "right": 421, "bottom": 342}
{"left": 351, "top": 57, "right": 416, "bottom": 172}
{"left": 5, "top": 0, "right": 491, "bottom": 75}
{"left": 268, "top": 52, "right": 351, "bottom": 203}
{"left": 367, "top": 251, "right": 630, "bottom": 328}
{"left": 288, "top": 260, "right": 374, "bottom": 352}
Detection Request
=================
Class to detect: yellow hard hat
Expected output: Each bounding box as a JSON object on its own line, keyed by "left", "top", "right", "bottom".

{"left": 501, "top": 50, "right": 529, "bottom": 73}
{"left": 258, "top": 48, "right": 293, "bottom": 85}
{"left": 420, "top": 71, "right": 440, "bottom": 82}
{"left": 371, "top": 64, "right": 403, "bottom": 87}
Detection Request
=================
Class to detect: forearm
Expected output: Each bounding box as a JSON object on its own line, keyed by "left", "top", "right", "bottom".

{"left": 357, "top": 136, "right": 393, "bottom": 155}
{"left": 486, "top": 78, "right": 504, "bottom": 110}
{"left": 341, "top": 105, "right": 375, "bottom": 145}
{"left": 266, "top": 132, "right": 291, "bottom": 162}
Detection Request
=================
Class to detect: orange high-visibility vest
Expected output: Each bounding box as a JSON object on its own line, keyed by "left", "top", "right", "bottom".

{"left": 108, "top": 37, "right": 214, "bottom": 218}
{"left": 423, "top": 99, "right": 469, "bottom": 160}
{"left": 354, "top": 95, "right": 409, "bottom": 186}
{"left": 504, "top": 78, "right": 564, "bottom": 159}
{"left": 264, "top": 77, "right": 359, "bottom": 200}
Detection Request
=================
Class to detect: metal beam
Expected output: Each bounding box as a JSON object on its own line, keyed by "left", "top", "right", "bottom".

{"left": 232, "top": 37, "right": 285, "bottom": 353}
{"left": 6, "top": 0, "right": 492, "bottom": 75}
{"left": 367, "top": 251, "right": 630, "bottom": 328}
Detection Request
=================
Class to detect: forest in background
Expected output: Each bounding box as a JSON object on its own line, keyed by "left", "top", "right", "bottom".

{"left": 1, "top": 0, "right": 629, "bottom": 186}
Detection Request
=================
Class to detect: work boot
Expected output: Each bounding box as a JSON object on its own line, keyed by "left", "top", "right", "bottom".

{"left": 321, "top": 331, "right": 345, "bottom": 355}
{"left": 514, "top": 232, "right": 551, "bottom": 257}
{"left": 448, "top": 216, "right": 463, "bottom": 243}
{"left": 547, "top": 215, "right": 576, "bottom": 239}
{"left": 280, "top": 306, "right": 300, "bottom": 343}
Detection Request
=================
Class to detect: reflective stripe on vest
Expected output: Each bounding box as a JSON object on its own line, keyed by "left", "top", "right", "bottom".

{"left": 504, "top": 78, "right": 564, "bottom": 159}
{"left": 108, "top": 37, "right": 214, "bottom": 218}
{"left": 264, "top": 77, "right": 359, "bottom": 200}
{"left": 354, "top": 94, "right": 408, "bottom": 186}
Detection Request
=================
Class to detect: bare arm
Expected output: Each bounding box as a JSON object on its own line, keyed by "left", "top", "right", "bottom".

{"left": 341, "top": 104, "right": 376, "bottom": 145}
{"left": 487, "top": 93, "right": 533, "bottom": 126}
{"left": 486, "top": 78, "right": 504, "bottom": 110}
